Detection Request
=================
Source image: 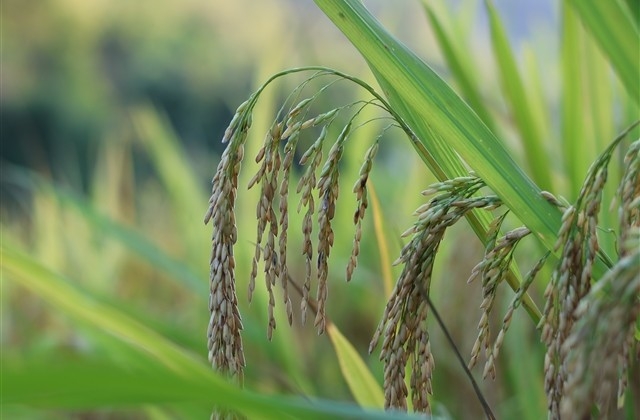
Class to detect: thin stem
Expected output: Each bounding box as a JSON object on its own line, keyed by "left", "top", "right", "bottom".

{"left": 418, "top": 285, "right": 496, "bottom": 420}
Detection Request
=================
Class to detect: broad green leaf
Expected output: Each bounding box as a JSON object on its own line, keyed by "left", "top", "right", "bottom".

{"left": 312, "top": 0, "right": 612, "bottom": 280}
{"left": 568, "top": 0, "right": 639, "bottom": 104}
{"left": 3, "top": 360, "right": 218, "bottom": 412}
{"left": 312, "top": 0, "right": 559, "bottom": 250}
{"left": 327, "top": 322, "right": 385, "bottom": 409}
{"left": 626, "top": 0, "right": 640, "bottom": 27}
{"left": 3, "top": 358, "right": 418, "bottom": 419}
{"left": 483, "top": 0, "right": 553, "bottom": 191}
{"left": 1, "top": 244, "right": 210, "bottom": 378}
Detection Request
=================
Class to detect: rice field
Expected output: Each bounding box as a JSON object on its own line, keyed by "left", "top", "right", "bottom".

{"left": 2, "top": 1, "right": 638, "bottom": 419}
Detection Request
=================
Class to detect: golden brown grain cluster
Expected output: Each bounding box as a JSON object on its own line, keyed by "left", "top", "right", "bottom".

{"left": 559, "top": 228, "right": 639, "bottom": 419}
{"left": 204, "top": 98, "right": 253, "bottom": 420}
{"left": 206, "top": 71, "right": 380, "bottom": 368}
{"left": 348, "top": 139, "right": 379, "bottom": 282}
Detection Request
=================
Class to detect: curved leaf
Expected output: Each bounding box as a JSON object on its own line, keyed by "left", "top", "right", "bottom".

{"left": 2, "top": 358, "right": 420, "bottom": 419}
{"left": 312, "top": 0, "right": 611, "bottom": 280}
{"left": 327, "top": 322, "right": 385, "bottom": 409}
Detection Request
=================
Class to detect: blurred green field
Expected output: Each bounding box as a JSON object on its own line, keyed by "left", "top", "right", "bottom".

{"left": 2, "top": 1, "right": 638, "bottom": 419}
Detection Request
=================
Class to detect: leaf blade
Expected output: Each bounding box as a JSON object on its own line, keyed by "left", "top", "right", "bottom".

{"left": 484, "top": 0, "right": 553, "bottom": 191}
{"left": 1, "top": 244, "right": 415, "bottom": 420}
{"left": 313, "top": 0, "right": 561, "bottom": 253}
{"left": 568, "top": 0, "right": 639, "bottom": 104}
{"left": 327, "top": 322, "right": 385, "bottom": 409}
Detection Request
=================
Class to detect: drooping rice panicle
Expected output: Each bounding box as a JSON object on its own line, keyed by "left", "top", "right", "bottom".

{"left": 347, "top": 139, "right": 379, "bottom": 281}
{"left": 540, "top": 128, "right": 638, "bottom": 418}
{"left": 369, "top": 175, "right": 502, "bottom": 413}
{"left": 490, "top": 252, "right": 549, "bottom": 369}
{"left": 203, "top": 70, "right": 640, "bottom": 420}
{"left": 205, "top": 98, "right": 253, "bottom": 388}
{"left": 617, "top": 140, "right": 640, "bottom": 247}
{"left": 468, "top": 224, "right": 531, "bottom": 379}
{"left": 559, "top": 139, "right": 640, "bottom": 417}
{"left": 297, "top": 124, "right": 329, "bottom": 325}
{"left": 314, "top": 122, "right": 351, "bottom": 334}
{"left": 248, "top": 123, "right": 283, "bottom": 340}
{"left": 278, "top": 129, "right": 301, "bottom": 326}
{"left": 559, "top": 228, "right": 639, "bottom": 419}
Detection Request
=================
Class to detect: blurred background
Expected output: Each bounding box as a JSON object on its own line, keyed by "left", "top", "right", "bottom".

{"left": 3, "top": 0, "right": 612, "bottom": 419}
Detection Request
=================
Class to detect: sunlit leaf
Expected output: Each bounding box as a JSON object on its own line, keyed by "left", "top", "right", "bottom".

{"left": 327, "top": 322, "right": 385, "bottom": 409}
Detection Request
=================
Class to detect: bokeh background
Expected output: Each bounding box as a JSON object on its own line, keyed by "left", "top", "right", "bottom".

{"left": 3, "top": 0, "right": 609, "bottom": 419}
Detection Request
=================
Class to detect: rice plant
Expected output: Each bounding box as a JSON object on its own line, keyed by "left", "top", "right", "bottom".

{"left": 205, "top": 1, "right": 639, "bottom": 419}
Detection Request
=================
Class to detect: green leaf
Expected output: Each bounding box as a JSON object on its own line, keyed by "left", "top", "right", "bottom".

{"left": 313, "top": 1, "right": 559, "bottom": 250}
{"left": 312, "top": 0, "right": 612, "bottom": 280}
{"left": 0, "top": 244, "right": 418, "bottom": 420}
{"left": 568, "top": 0, "right": 639, "bottom": 104}
{"left": 3, "top": 358, "right": 418, "bottom": 419}
{"left": 1, "top": 244, "right": 211, "bottom": 378}
{"left": 327, "top": 322, "right": 385, "bottom": 409}
{"left": 4, "top": 165, "right": 206, "bottom": 296}
{"left": 331, "top": 20, "right": 543, "bottom": 322}
{"left": 484, "top": 0, "right": 553, "bottom": 191}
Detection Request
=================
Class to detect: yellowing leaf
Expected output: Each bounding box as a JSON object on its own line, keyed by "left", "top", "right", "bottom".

{"left": 326, "top": 322, "right": 384, "bottom": 409}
